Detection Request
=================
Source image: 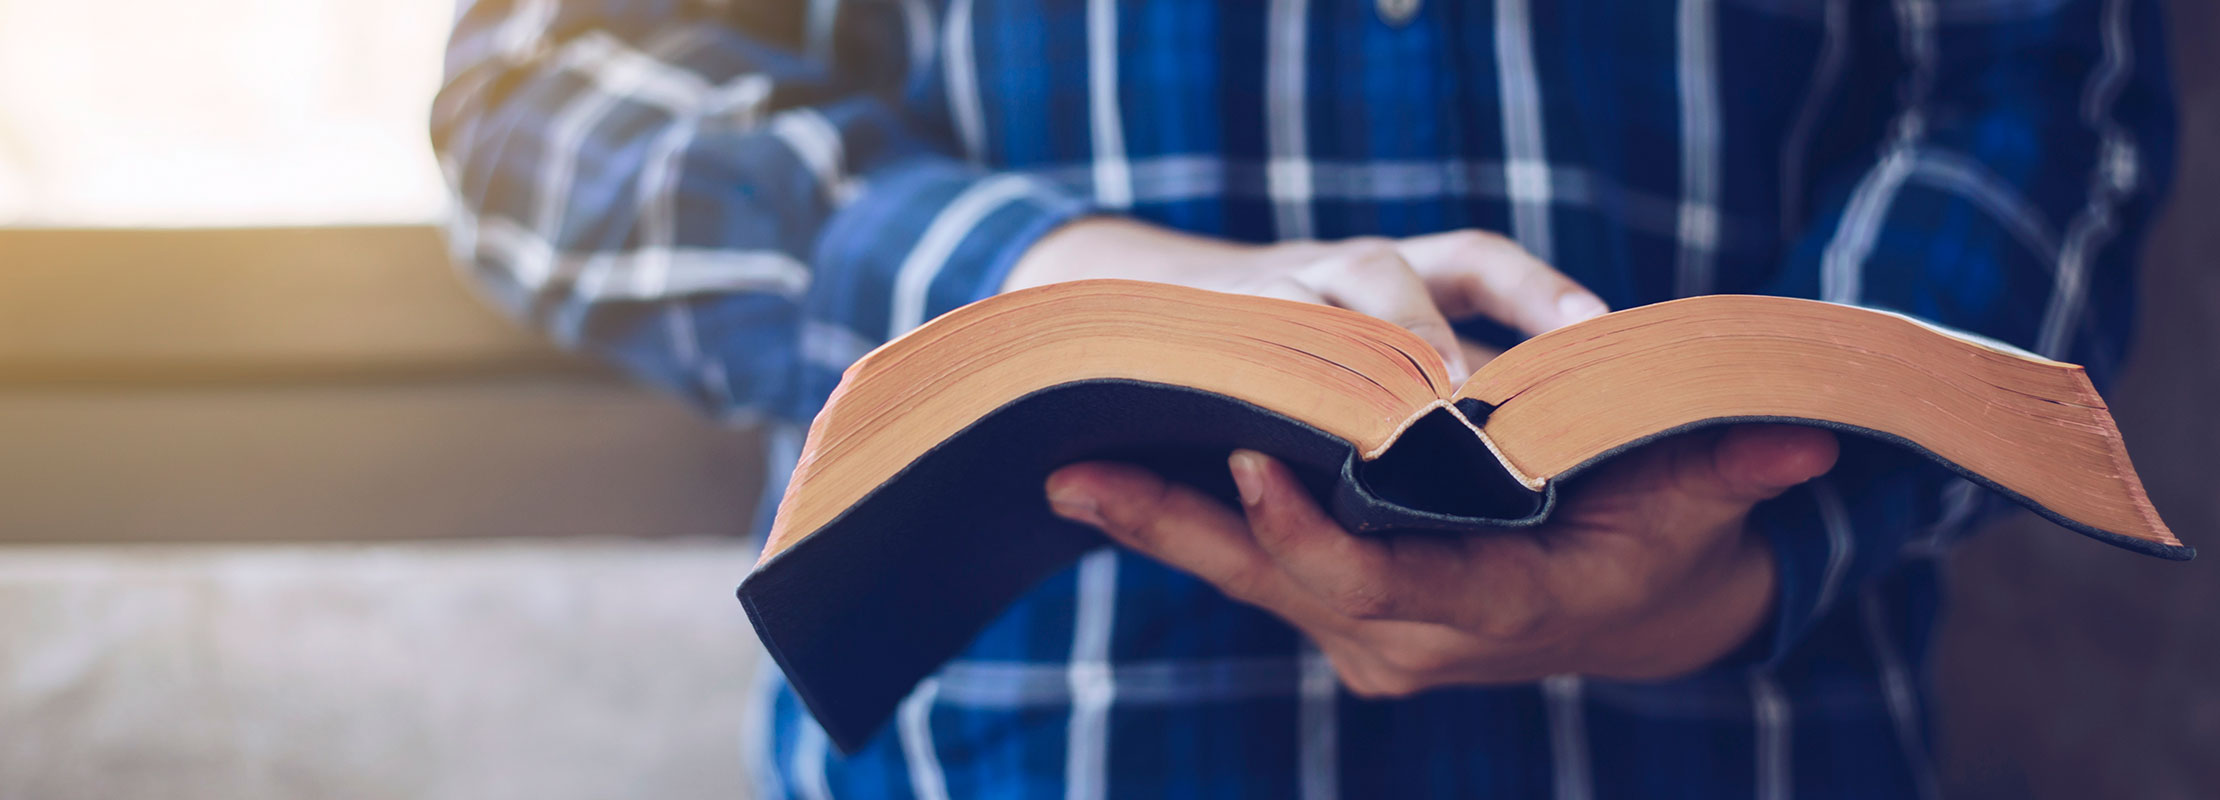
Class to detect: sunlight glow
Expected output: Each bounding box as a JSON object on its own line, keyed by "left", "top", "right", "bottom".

{"left": 0, "top": 0, "right": 454, "bottom": 227}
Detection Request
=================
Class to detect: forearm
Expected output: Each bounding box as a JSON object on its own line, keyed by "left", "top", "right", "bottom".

{"left": 1001, "top": 217, "right": 1255, "bottom": 291}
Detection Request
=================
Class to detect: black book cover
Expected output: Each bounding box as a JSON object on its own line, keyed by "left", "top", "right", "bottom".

{"left": 739, "top": 378, "right": 2192, "bottom": 753}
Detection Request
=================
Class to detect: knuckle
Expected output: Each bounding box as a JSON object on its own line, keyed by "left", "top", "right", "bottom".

{"left": 1101, "top": 480, "right": 1178, "bottom": 545}
{"left": 1503, "top": 262, "right": 1564, "bottom": 299}
{"left": 1218, "top": 561, "right": 1280, "bottom": 604}
{"left": 1327, "top": 581, "right": 1401, "bottom": 621}
{"left": 1329, "top": 243, "right": 1411, "bottom": 276}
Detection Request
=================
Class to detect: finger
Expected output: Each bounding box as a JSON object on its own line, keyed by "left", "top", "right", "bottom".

{"left": 1292, "top": 247, "right": 1470, "bottom": 379}
{"left": 1566, "top": 425, "right": 1840, "bottom": 543}
{"left": 1696, "top": 424, "right": 1840, "bottom": 505}
{"left": 1396, "top": 230, "right": 1609, "bottom": 336}
{"left": 1457, "top": 337, "right": 1504, "bottom": 370}
{"left": 1233, "top": 450, "right": 1562, "bottom": 636}
{"left": 1249, "top": 277, "right": 1328, "bottom": 307}
{"left": 1502, "top": 427, "right": 1832, "bottom": 631}
{"left": 1228, "top": 449, "right": 1431, "bottom": 622}
{"left": 1045, "top": 461, "right": 1318, "bottom": 612}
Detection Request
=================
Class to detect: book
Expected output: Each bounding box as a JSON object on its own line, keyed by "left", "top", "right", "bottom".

{"left": 740, "top": 279, "right": 2190, "bottom": 752}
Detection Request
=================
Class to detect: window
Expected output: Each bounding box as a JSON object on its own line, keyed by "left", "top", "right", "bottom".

{"left": 0, "top": 0, "right": 453, "bottom": 226}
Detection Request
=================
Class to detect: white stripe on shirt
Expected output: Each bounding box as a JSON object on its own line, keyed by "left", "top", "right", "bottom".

{"left": 1543, "top": 674, "right": 1593, "bottom": 800}
{"left": 471, "top": 218, "right": 812, "bottom": 302}
{"left": 1904, "top": 479, "right": 1982, "bottom": 558}
{"left": 1024, "top": 155, "right": 1749, "bottom": 246}
{"left": 1892, "top": 0, "right": 1939, "bottom": 139}
{"left": 900, "top": 678, "right": 954, "bottom": 800}
{"left": 1066, "top": 550, "right": 1120, "bottom": 800}
{"left": 1819, "top": 148, "right": 1913, "bottom": 304}
{"left": 805, "top": 0, "right": 841, "bottom": 63}
{"left": 889, "top": 174, "right": 1041, "bottom": 334}
{"left": 625, "top": 113, "right": 733, "bottom": 400}
{"left": 1778, "top": 0, "right": 1848, "bottom": 238}
{"left": 1675, "top": 0, "right": 1721, "bottom": 297}
{"left": 1861, "top": 590, "right": 1941, "bottom": 800}
{"left": 1494, "top": 0, "right": 1555, "bottom": 263}
{"left": 497, "top": 0, "right": 558, "bottom": 62}
{"left": 562, "top": 31, "right": 720, "bottom": 115}
{"left": 793, "top": 718, "right": 834, "bottom": 800}
{"left": 936, "top": 656, "right": 1300, "bottom": 707}
{"left": 944, "top": 0, "right": 987, "bottom": 161}
{"left": 1266, "top": 0, "right": 1315, "bottom": 239}
{"left": 1297, "top": 644, "right": 1339, "bottom": 800}
{"left": 1819, "top": 0, "right": 1935, "bottom": 304}
{"left": 1086, "top": 0, "right": 1134, "bottom": 209}
{"left": 743, "top": 660, "right": 785, "bottom": 800}
{"left": 897, "top": 0, "right": 938, "bottom": 83}
{"left": 525, "top": 31, "right": 715, "bottom": 290}
{"left": 769, "top": 109, "right": 857, "bottom": 206}
{"left": 1751, "top": 670, "right": 1792, "bottom": 800}
{"left": 528, "top": 58, "right": 648, "bottom": 288}
{"left": 800, "top": 318, "right": 882, "bottom": 371}
{"left": 1905, "top": 149, "right": 2062, "bottom": 263}
{"left": 2041, "top": 186, "right": 2122, "bottom": 357}
{"left": 2038, "top": 0, "right": 2137, "bottom": 358}
{"left": 1811, "top": 478, "right": 1857, "bottom": 619}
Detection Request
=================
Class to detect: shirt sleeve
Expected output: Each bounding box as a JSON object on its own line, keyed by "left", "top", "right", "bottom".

{"left": 431, "top": 0, "right": 1091, "bottom": 423}
{"left": 1749, "top": 0, "right": 2177, "bottom": 658}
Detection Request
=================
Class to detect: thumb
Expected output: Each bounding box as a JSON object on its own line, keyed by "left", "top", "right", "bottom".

{"left": 1698, "top": 424, "right": 1840, "bottom": 505}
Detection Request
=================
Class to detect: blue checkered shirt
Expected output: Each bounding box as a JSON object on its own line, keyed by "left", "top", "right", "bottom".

{"left": 433, "top": 0, "right": 2175, "bottom": 796}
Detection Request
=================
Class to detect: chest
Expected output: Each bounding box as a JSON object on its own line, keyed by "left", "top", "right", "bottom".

{"left": 929, "top": 0, "right": 1839, "bottom": 169}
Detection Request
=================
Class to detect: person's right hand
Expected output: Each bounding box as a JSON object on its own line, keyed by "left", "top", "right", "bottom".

{"left": 1002, "top": 217, "right": 1609, "bottom": 380}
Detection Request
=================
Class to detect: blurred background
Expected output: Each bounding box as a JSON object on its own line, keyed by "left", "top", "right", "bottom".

{"left": 0, "top": 1, "right": 2212, "bottom": 798}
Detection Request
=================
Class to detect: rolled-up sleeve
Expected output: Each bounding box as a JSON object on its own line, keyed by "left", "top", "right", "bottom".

{"left": 432, "top": 0, "right": 1089, "bottom": 422}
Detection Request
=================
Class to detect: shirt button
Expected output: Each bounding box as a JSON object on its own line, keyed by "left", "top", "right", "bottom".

{"left": 1376, "top": 0, "right": 1421, "bottom": 26}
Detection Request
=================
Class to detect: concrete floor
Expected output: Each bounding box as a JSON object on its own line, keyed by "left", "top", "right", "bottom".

{"left": 0, "top": 540, "right": 764, "bottom": 800}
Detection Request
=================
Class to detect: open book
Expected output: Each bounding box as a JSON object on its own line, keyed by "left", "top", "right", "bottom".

{"left": 741, "top": 279, "right": 2189, "bottom": 752}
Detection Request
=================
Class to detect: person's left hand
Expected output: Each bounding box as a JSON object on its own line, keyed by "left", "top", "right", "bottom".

{"left": 1042, "top": 424, "right": 1838, "bottom": 694}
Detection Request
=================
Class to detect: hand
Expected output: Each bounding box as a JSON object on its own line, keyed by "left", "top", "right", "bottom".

{"left": 1042, "top": 424, "right": 1840, "bottom": 694}
{"left": 1002, "top": 217, "right": 1609, "bottom": 380}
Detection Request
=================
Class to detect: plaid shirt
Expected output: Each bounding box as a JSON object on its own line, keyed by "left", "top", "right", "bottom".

{"left": 433, "top": 0, "right": 2175, "bottom": 797}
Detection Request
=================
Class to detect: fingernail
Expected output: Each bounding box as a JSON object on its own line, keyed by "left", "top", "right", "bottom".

{"left": 1048, "top": 484, "right": 1104, "bottom": 528}
{"left": 1556, "top": 293, "right": 1609, "bottom": 325}
{"left": 1229, "top": 451, "right": 1266, "bottom": 506}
